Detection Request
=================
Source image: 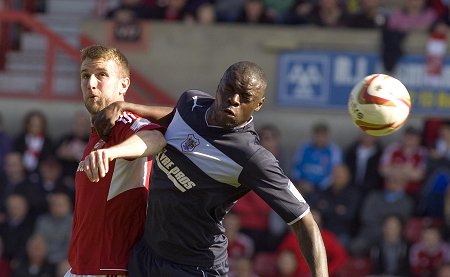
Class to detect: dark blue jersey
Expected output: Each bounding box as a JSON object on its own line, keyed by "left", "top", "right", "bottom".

{"left": 144, "top": 90, "right": 310, "bottom": 267}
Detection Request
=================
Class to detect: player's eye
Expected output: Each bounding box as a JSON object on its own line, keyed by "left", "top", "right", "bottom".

{"left": 81, "top": 73, "right": 90, "bottom": 79}
{"left": 240, "top": 93, "right": 252, "bottom": 102}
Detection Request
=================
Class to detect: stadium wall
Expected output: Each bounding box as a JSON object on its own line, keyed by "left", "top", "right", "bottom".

{"left": 0, "top": 21, "right": 428, "bottom": 156}
{"left": 81, "top": 21, "right": 427, "bottom": 152}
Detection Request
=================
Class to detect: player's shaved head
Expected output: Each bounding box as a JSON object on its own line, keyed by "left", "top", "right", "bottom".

{"left": 219, "top": 61, "right": 267, "bottom": 97}
{"left": 80, "top": 45, "right": 130, "bottom": 78}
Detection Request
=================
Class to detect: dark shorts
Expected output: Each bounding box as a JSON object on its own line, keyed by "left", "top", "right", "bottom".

{"left": 128, "top": 240, "right": 229, "bottom": 277}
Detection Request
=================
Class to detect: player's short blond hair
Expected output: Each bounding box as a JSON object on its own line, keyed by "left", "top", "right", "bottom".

{"left": 80, "top": 45, "right": 130, "bottom": 78}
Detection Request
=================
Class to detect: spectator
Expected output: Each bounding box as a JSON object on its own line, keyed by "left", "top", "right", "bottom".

{"left": 291, "top": 122, "right": 342, "bottom": 201}
{"left": 106, "top": 0, "right": 152, "bottom": 19}
{"left": 106, "top": 0, "right": 151, "bottom": 43}
{"left": 0, "top": 193, "right": 35, "bottom": 264}
{"left": 150, "top": 0, "right": 189, "bottom": 21}
{"left": 410, "top": 225, "right": 450, "bottom": 277}
{"left": 346, "top": 0, "right": 387, "bottom": 28}
{"left": 0, "top": 113, "right": 12, "bottom": 174}
{"left": 381, "top": 0, "right": 437, "bottom": 72}
{"left": 257, "top": 124, "right": 289, "bottom": 172}
{"left": 387, "top": 0, "right": 437, "bottom": 32}
{"left": 274, "top": 249, "right": 299, "bottom": 277}
{"left": 264, "top": 0, "right": 296, "bottom": 22}
{"left": 11, "top": 234, "right": 56, "bottom": 277}
{"left": 306, "top": 0, "right": 349, "bottom": 27}
{"left": 34, "top": 191, "right": 73, "bottom": 264}
{"left": 379, "top": 126, "right": 428, "bottom": 201}
{"left": 370, "top": 214, "right": 410, "bottom": 276}
{"left": 422, "top": 117, "right": 444, "bottom": 149}
{"left": 284, "top": 0, "right": 314, "bottom": 25}
{"left": 13, "top": 110, "right": 53, "bottom": 179}
{"left": 350, "top": 170, "right": 414, "bottom": 256}
{"left": 223, "top": 212, "right": 255, "bottom": 275}
{"left": 232, "top": 191, "right": 272, "bottom": 252}
{"left": 314, "top": 164, "right": 360, "bottom": 249}
{"left": 275, "top": 209, "right": 348, "bottom": 277}
{"left": 417, "top": 154, "right": 450, "bottom": 217}
{"left": 187, "top": 2, "right": 216, "bottom": 24}
{"left": 344, "top": 131, "right": 384, "bottom": 194}
{"left": 236, "top": 0, "right": 275, "bottom": 24}
{"left": 0, "top": 152, "right": 46, "bottom": 218}
{"left": 229, "top": 256, "right": 260, "bottom": 277}
{"left": 0, "top": 152, "right": 28, "bottom": 212}
{"left": 215, "top": 0, "right": 246, "bottom": 22}
{"left": 36, "top": 155, "right": 66, "bottom": 196}
{"left": 55, "top": 110, "right": 89, "bottom": 188}
{"left": 430, "top": 121, "right": 450, "bottom": 160}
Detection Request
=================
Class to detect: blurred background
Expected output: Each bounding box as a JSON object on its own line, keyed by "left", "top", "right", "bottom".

{"left": 1, "top": 0, "right": 450, "bottom": 276}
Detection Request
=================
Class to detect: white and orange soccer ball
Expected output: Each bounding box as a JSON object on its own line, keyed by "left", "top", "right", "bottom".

{"left": 348, "top": 74, "right": 411, "bottom": 136}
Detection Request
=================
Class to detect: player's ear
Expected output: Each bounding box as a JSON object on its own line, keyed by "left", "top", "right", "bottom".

{"left": 119, "top": 77, "right": 130, "bottom": 96}
{"left": 254, "top": 97, "right": 265, "bottom": 112}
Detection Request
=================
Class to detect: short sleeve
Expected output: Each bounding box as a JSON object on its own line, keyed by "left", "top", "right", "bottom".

{"left": 110, "top": 111, "right": 166, "bottom": 145}
{"left": 239, "top": 148, "right": 310, "bottom": 225}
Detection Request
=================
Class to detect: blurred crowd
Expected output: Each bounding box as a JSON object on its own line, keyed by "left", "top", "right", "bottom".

{"left": 7, "top": 0, "right": 450, "bottom": 80}
{"left": 3, "top": 0, "right": 450, "bottom": 276}
{"left": 1, "top": 108, "right": 450, "bottom": 277}
{"left": 227, "top": 118, "right": 450, "bottom": 277}
{"left": 0, "top": 110, "right": 89, "bottom": 277}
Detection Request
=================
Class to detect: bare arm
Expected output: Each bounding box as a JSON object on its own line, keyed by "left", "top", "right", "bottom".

{"left": 291, "top": 211, "right": 329, "bottom": 277}
{"left": 93, "top": 101, "right": 174, "bottom": 141}
{"left": 83, "top": 129, "right": 166, "bottom": 182}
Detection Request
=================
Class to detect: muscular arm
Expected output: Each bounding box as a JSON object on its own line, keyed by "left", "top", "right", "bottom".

{"left": 117, "top": 102, "right": 174, "bottom": 126}
{"left": 291, "top": 212, "right": 329, "bottom": 277}
{"left": 93, "top": 101, "right": 174, "bottom": 140}
{"left": 83, "top": 129, "right": 166, "bottom": 182}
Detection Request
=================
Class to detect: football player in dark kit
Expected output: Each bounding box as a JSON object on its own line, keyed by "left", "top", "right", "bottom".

{"left": 94, "top": 61, "right": 329, "bottom": 277}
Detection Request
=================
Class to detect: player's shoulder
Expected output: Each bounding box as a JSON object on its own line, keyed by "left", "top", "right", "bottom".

{"left": 178, "top": 90, "right": 214, "bottom": 105}
{"left": 114, "top": 111, "right": 161, "bottom": 132}
{"left": 250, "top": 144, "right": 278, "bottom": 164}
{"left": 176, "top": 90, "right": 214, "bottom": 116}
{"left": 115, "top": 111, "right": 142, "bottom": 125}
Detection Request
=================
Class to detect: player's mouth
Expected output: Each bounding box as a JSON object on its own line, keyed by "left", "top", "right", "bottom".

{"left": 223, "top": 108, "right": 235, "bottom": 116}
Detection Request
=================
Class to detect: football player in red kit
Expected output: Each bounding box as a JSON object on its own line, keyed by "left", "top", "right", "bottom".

{"left": 65, "top": 45, "right": 166, "bottom": 276}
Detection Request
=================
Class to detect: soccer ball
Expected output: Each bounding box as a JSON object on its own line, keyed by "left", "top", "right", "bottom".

{"left": 348, "top": 74, "right": 411, "bottom": 136}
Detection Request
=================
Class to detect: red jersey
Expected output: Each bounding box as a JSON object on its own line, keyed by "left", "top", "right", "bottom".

{"left": 227, "top": 233, "right": 254, "bottom": 259}
{"left": 380, "top": 142, "right": 428, "bottom": 195}
{"left": 68, "top": 112, "right": 165, "bottom": 275}
{"left": 232, "top": 191, "right": 271, "bottom": 231}
{"left": 410, "top": 241, "right": 450, "bottom": 277}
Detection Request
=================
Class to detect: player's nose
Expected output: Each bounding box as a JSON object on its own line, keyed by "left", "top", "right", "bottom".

{"left": 88, "top": 75, "right": 98, "bottom": 89}
{"left": 228, "top": 93, "right": 240, "bottom": 106}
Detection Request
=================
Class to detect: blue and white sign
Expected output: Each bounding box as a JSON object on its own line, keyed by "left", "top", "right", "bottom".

{"left": 277, "top": 51, "right": 450, "bottom": 115}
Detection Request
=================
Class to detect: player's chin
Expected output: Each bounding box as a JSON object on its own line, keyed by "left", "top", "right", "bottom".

{"left": 85, "top": 103, "right": 103, "bottom": 115}
{"left": 222, "top": 120, "right": 241, "bottom": 129}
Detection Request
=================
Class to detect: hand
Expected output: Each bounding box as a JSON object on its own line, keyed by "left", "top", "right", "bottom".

{"left": 82, "top": 149, "right": 113, "bottom": 182}
{"left": 92, "top": 101, "right": 124, "bottom": 141}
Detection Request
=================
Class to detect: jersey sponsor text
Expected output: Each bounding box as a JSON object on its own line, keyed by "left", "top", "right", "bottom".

{"left": 156, "top": 149, "right": 196, "bottom": 192}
